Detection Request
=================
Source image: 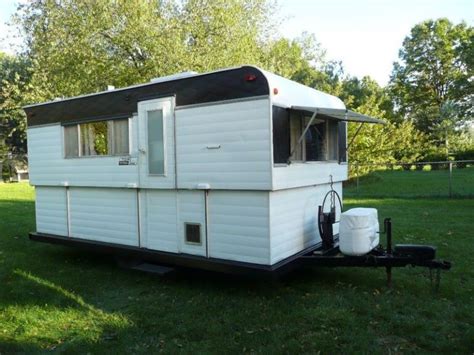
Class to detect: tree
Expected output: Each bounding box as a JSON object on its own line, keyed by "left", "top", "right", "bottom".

{"left": 13, "top": 0, "right": 279, "bottom": 100}
{"left": 0, "top": 52, "right": 31, "bottom": 155}
{"left": 390, "top": 19, "right": 473, "bottom": 139}
{"left": 338, "top": 76, "right": 427, "bottom": 176}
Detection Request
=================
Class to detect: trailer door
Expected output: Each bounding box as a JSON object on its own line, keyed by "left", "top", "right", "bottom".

{"left": 137, "top": 97, "right": 177, "bottom": 251}
{"left": 137, "top": 97, "right": 176, "bottom": 188}
{"left": 137, "top": 97, "right": 207, "bottom": 256}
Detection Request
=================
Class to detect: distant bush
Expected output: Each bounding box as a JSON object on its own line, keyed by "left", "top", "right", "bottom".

{"left": 454, "top": 149, "right": 474, "bottom": 168}
{"left": 422, "top": 151, "right": 450, "bottom": 170}
{"left": 1, "top": 161, "right": 11, "bottom": 182}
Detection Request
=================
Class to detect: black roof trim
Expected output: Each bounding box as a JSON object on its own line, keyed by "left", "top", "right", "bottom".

{"left": 25, "top": 66, "right": 269, "bottom": 127}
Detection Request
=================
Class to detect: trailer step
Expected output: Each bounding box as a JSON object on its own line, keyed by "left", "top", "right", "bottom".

{"left": 130, "top": 263, "right": 175, "bottom": 275}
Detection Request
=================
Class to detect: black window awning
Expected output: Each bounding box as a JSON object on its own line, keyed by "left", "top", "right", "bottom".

{"left": 291, "top": 106, "right": 386, "bottom": 125}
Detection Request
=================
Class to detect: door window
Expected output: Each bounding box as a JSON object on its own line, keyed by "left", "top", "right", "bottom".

{"left": 147, "top": 109, "right": 165, "bottom": 175}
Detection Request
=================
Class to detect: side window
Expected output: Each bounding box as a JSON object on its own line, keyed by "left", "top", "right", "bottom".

{"left": 304, "top": 118, "right": 326, "bottom": 161}
{"left": 272, "top": 106, "right": 343, "bottom": 164}
{"left": 338, "top": 121, "right": 347, "bottom": 162}
{"left": 272, "top": 106, "right": 290, "bottom": 164}
{"left": 289, "top": 111, "right": 303, "bottom": 161}
{"left": 64, "top": 118, "right": 130, "bottom": 158}
{"left": 288, "top": 112, "right": 339, "bottom": 162}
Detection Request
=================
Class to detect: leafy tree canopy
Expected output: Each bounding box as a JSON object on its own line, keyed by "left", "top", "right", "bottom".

{"left": 390, "top": 18, "right": 473, "bottom": 138}
{"left": 0, "top": 52, "right": 31, "bottom": 154}
{"left": 14, "top": 0, "right": 282, "bottom": 99}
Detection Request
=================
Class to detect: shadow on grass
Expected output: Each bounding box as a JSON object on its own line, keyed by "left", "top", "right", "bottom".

{"left": 1, "top": 269, "right": 131, "bottom": 353}
{"left": 0, "top": 198, "right": 134, "bottom": 352}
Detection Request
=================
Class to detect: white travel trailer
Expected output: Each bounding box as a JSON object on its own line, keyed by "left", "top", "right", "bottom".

{"left": 25, "top": 66, "right": 385, "bottom": 274}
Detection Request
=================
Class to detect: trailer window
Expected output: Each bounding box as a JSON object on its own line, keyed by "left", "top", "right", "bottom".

{"left": 272, "top": 106, "right": 290, "bottom": 164}
{"left": 64, "top": 125, "right": 79, "bottom": 158}
{"left": 272, "top": 107, "right": 341, "bottom": 164}
{"left": 63, "top": 118, "right": 129, "bottom": 157}
{"left": 294, "top": 114, "right": 338, "bottom": 162}
{"left": 80, "top": 121, "right": 108, "bottom": 155}
{"left": 147, "top": 109, "right": 165, "bottom": 175}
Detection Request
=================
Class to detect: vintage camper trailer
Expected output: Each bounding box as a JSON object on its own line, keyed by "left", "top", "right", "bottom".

{"left": 23, "top": 66, "right": 391, "bottom": 274}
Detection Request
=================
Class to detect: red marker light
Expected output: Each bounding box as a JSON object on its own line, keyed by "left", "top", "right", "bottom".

{"left": 245, "top": 74, "right": 257, "bottom": 82}
{"left": 273, "top": 87, "right": 279, "bottom": 95}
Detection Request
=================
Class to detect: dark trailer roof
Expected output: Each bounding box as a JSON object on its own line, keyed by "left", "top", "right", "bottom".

{"left": 24, "top": 66, "right": 269, "bottom": 127}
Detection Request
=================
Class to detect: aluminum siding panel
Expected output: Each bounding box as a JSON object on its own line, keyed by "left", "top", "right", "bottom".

{"left": 176, "top": 99, "right": 272, "bottom": 190}
{"left": 69, "top": 188, "right": 139, "bottom": 246}
{"left": 269, "top": 183, "right": 343, "bottom": 264}
{"left": 208, "top": 191, "right": 270, "bottom": 265}
{"left": 140, "top": 190, "right": 179, "bottom": 252}
{"left": 272, "top": 163, "right": 348, "bottom": 190}
{"left": 35, "top": 186, "right": 68, "bottom": 236}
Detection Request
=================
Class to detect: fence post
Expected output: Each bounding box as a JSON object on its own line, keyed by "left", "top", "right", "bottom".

{"left": 356, "top": 163, "right": 359, "bottom": 193}
{"left": 448, "top": 162, "right": 452, "bottom": 198}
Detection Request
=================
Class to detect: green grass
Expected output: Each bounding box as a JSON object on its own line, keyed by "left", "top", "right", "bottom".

{"left": 345, "top": 166, "right": 474, "bottom": 198}
{"left": 0, "top": 182, "right": 473, "bottom": 353}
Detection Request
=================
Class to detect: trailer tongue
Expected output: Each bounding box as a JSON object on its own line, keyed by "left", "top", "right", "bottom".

{"left": 299, "top": 218, "right": 451, "bottom": 289}
{"left": 306, "top": 185, "right": 452, "bottom": 289}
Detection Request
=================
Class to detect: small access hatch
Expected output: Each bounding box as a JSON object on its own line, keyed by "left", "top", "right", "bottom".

{"left": 185, "top": 223, "right": 202, "bottom": 245}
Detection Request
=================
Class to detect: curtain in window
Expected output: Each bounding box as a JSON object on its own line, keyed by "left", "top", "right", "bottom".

{"left": 80, "top": 122, "right": 108, "bottom": 156}
{"left": 290, "top": 113, "right": 303, "bottom": 161}
{"left": 328, "top": 121, "right": 339, "bottom": 161}
{"left": 112, "top": 119, "right": 129, "bottom": 155}
{"left": 64, "top": 125, "right": 79, "bottom": 157}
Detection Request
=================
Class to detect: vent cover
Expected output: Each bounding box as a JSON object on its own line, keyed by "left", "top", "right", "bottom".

{"left": 185, "top": 223, "right": 201, "bottom": 245}
{"left": 150, "top": 71, "right": 198, "bottom": 83}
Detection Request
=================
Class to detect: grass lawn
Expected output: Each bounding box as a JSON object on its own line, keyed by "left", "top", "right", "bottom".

{"left": 345, "top": 166, "right": 474, "bottom": 198}
{"left": 0, "top": 182, "right": 473, "bottom": 353}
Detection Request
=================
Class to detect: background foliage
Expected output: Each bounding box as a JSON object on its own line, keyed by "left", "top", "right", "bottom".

{"left": 0, "top": 0, "right": 472, "bottom": 177}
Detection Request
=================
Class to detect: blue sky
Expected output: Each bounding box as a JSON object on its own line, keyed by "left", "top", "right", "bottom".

{"left": 1, "top": 0, "right": 472, "bottom": 85}
{"left": 279, "top": 0, "right": 473, "bottom": 84}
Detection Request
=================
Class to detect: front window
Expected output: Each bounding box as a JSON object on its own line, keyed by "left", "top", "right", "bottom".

{"left": 64, "top": 118, "right": 130, "bottom": 157}
{"left": 273, "top": 106, "right": 342, "bottom": 164}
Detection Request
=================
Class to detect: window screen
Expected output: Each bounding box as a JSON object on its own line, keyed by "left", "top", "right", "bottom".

{"left": 147, "top": 109, "right": 165, "bottom": 175}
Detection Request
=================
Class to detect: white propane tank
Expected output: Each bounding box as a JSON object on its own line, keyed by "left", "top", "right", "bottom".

{"left": 339, "top": 208, "right": 380, "bottom": 256}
